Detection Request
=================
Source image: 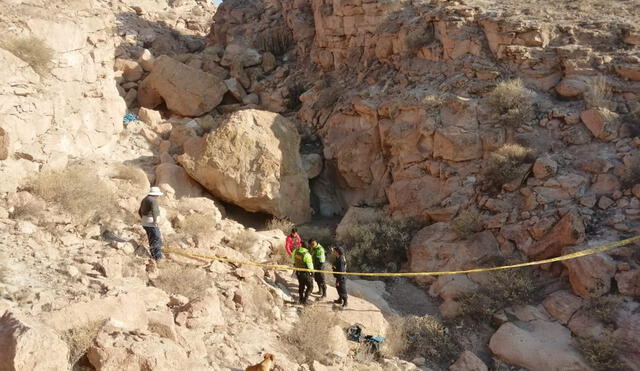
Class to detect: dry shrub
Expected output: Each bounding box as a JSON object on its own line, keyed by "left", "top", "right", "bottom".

{"left": 338, "top": 216, "right": 419, "bottom": 273}
{"left": 153, "top": 262, "right": 210, "bottom": 299}
{"left": 452, "top": 209, "right": 482, "bottom": 239}
{"left": 9, "top": 200, "right": 45, "bottom": 221}
{"left": 298, "top": 224, "right": 335, "bottom": 246}
{"left": 266, "top": 217, "right": 295, "bottom": 233}
{"left": 458, "top": 265, "right": 538, "bottom": 322}
{"left": 255, "top": 26, "right": 293, "bottom": 56}
{"left": 110, "top": 164, "right": 148, "bottom": 193}
{"left": 583, "top": 295, "right": 622, "bottom": 325}
{"left": 486, "top": 79, "right": 536, "bottom": 127}
{"left": 288, "top": 306, "right": 340, "bottom": 362}
{"left": 619, "top": 153, "right": 640, "bottom": 189}
{"left": 422, "top": 94, "right": 443, "bottom": 113}
{"left": 1, "top": 36, "right": 54, "bottom": 76}
{"left": 61, "top": 321, "right": 104, "bottom": 365}
{"left": 180, "top": 213, "right": 217, "bottom": 235}
{"left": 384, "top": 315, "right": 460, "bottom": 368}
{"left": 405, "top": 26, "right": 434, "bottom": 53}
{"left": 313, "top": 86, "right": 343, "bottom": 110}
{"left": 575, "top": 335, "right": 625, "bottom": 371}
{"left": 482, "top": 144, "right": 535, "bottom": 192}
{"left": 27, "top": 165, "right": 118, "bottom": 224}
{"left": 585, "top": 75, "right": 612, "bottom": 110}
{"left": 230, "top": 229, "right": 260, "bottom": 253}
{"left": 0, "top": 258, "right": 8, "bottom": 283}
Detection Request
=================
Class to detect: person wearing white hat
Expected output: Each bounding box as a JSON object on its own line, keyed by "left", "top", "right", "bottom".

{"left": 138, "top": 186, "right": 164, "bottom": 260}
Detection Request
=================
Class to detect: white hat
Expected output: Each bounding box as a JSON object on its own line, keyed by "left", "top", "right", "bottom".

{"left": 148, "top": 186, "right": 163, "bottom": 196}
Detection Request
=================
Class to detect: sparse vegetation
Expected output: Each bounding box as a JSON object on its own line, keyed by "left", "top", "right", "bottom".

{"left": 486, "top": 79, "right": 536, "bottom": 127}
{"left": 452, "top": 209, "right": 482, "bottom": 238}
{"left": 405, "top": 26, "right": 434, "bottom": 53}
{"left": 287, "top": 84, "right": 306, "bottom": 111}
{"left": 298, "top": 224, "right": 335, "bottom": 246}
{"left": 266, "top": 217, "right": 295, "bottom": 233}
{"left": 288, "top": 306, "right": 340, "bottom": 362}
{"left": 153, "top": 262, "right": 210, "bottom": 299}
{"left": 1, "top": 36, "right": 54, "bottom": 76}
{"left": 230, "top": 229, "right": 260, "bottom": 252}
{"left": 61, "top": 321, "right": 104, "bottom": 365}
{"left": 482, "top": 144, "right": 536, "bottom": 192}
{"left": 575, "top": 335, "right": 625, "bottom": 371}
{"left": 9, "top": 199, "right": 45, "bottom": 221}
{"left": 255, "top": 26, "right": 293, "bottom": 56}
{"left": 26, "top": 165, "right": 118, "bottom": 224}
{"left": 421, "top": 94, "right": 444, "bottom": 113}
{"left": 337, "top": 216, "right": 419, "bottom": 273}
{"left": 583, "top": 295, "right": 622, "bottom": 325}
{"left": 384, "top": 315, "right": 461, "bottom": 368}
{"left": 179, "top": 213, "right": 218, "bottom": 235}
{"left": 458, "top": 264, "right": 539, "bottom": 322}
{"left": 110, "top": 164, "right": 148, "bottom": 193}
{"left": 619, "top": 153, "right": 640, "bottom": 189}
{"left": 584, "top": 75, "right": 612, "bottom": 110}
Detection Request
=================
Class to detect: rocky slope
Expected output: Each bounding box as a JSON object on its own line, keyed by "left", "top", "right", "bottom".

{"left": 1, "top": 0, "right": 640, "bottom": 370}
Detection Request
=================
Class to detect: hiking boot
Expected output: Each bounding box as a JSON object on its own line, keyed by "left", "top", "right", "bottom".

{"left": 333, "top": 299, "right": 342, "bottom": 304}
{"left": 341, "top": 300, "right": 348, "bottom": 309}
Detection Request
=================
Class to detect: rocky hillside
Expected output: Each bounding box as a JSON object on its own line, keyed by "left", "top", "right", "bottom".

{"left": 1, "top": 0, "right": 640, "bottom": 370}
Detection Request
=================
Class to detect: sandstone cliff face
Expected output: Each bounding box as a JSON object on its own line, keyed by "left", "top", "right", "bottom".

{"left": 0, "top": 4, "right": 126, "bottom": 193}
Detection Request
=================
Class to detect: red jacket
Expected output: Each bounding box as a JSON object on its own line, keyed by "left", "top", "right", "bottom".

{"left": 285, "top": 233, "right": 301, "bottom": 255}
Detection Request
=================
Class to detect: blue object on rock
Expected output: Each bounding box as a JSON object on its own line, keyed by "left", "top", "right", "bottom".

{"left": 123, "top": 113, "right": 138, "bottom": 124}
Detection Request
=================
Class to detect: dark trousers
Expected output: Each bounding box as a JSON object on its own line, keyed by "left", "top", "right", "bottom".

{"left": 314, "top": 268, "right": 326, "bottom": 296}
{"left": 296, "top": 271, "right": 313, "bottom": 304}
{"left": 143, "top": 226, "right": 163, "bottom": 260}
{"left": 336, "top": 278, "right": 348, "bottom": 304}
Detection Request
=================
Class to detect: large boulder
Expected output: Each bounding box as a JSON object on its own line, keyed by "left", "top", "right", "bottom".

{"left": 450, "top": 350, "right": 488, "bottom": 371}
{"left": 87, "top": 330, "right": 208, "bottom": 371}
{"left": 0, "top": 310, "right": 69, "bottom": 371}
{"left": 155, "top": 163, "right": 205, "bottom": 198}
{"left": 178, "top": 109, "right": 311, "bottom": 223}
{"left": 174, "top": 288, "right": 225, "bottom": 329}
{"left": 408, "top": 223, "right": 501, "bottom": 285}
{"left": 616, "top": 270, "right": 640, "bottom": 298}
{"left": 489, "top": 321, "right": 590, "bottom": 371}
{"left": 562, "top": 246, "right": 617, "bottom": 298}
{"left": 138, "top": 55, "right": 227, "bottom": 116}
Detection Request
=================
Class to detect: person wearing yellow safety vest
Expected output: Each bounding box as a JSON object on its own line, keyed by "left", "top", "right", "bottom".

{"left": 292, "top": 241, "right": 314, "bottom": 305}
{"left": 309, "top": 239, "right": 327, "bottom": 298}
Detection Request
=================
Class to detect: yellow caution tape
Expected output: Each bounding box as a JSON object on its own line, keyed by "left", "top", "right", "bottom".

{"left": 163, "top": 235, "right": 640, "bottom": 277}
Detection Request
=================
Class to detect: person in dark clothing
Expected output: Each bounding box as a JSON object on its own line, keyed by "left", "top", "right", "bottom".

{"left": 292, "top": 241, "right": 314, "bottom": 305}
{"left": 138, "top": 187, "right": 164, "bottom": 260}
{"left": 332, "top": 247, "right": 348, "bottom": 308}
{"left": 309, "top": 239, "right": 327, "bottom": 298}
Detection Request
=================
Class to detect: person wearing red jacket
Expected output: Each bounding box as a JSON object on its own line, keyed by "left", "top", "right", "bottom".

{"left": 285, "top": 227, "right": 301, "bottom": 256}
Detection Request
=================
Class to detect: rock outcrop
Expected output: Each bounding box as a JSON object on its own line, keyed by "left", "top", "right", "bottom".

{"left": 138, "top": 55, "right": 227, "bottom": 116}
{"left": 178, "top": 109, "right": 311, "bottom": 223}
{"left": 0, "top": 310, "right": 70, "bottom": 371}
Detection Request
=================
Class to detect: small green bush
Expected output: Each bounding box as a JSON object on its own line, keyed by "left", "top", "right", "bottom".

{"left": 337, "top": 216, "right": 419, "bottom": 273}
{"left": 486, "top": 79, "right": 536, "bottom": 127}
{"left": 482, "top": 144, "right": 535, "bottom": 192}
{"left": 575, "top": 335, "right": 625, "bottom": 371}
{"left": 384, "top": 315, "right": 461, "bottom": 368}
{"left": 266, "top": 217, "right": 295, "bottom": 233}
{"left": 1, "top": 36, "right": 54, "bottom": 76}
